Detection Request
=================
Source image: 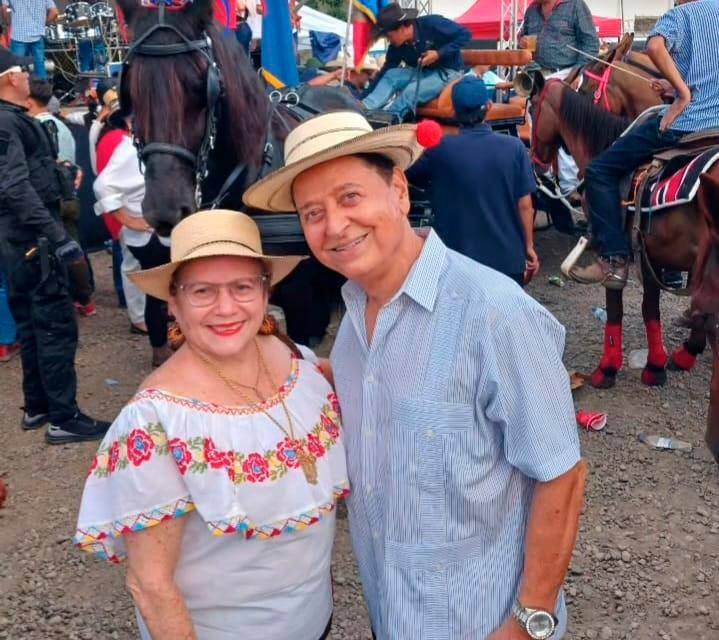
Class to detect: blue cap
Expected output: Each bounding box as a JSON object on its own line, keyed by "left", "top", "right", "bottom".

{"left": 452, "top": 76, "right": 490, "bottom": 115}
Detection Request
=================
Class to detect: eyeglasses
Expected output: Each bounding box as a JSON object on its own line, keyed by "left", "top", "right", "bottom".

{"left": 176, "top": 275, "right": 269, "bottom": 307}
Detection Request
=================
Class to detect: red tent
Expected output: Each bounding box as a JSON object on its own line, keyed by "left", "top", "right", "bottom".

{"left": 457, "top": 0, "right": 622, "bottom": 41}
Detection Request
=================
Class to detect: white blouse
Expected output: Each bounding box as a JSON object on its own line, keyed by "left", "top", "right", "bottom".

{"left": 75, "top": 356, "right": 349, "bottom": 639}
{"left": 92, "top": 135, "right": 153, "bottom": 248}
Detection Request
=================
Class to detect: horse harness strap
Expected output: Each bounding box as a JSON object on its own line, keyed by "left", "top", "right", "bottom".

{"left": 121, "top": 8, "right": 223, "bottom": 207}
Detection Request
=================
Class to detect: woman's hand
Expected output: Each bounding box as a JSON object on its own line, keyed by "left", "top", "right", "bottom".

{"left": 111, "top": 208, "right": 153, "bottom": 233}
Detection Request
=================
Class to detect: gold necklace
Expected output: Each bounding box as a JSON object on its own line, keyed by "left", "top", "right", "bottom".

{"left": 192, "top": 339, "right": 319, "bottom": 485}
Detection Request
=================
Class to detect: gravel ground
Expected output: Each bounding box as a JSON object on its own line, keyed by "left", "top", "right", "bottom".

{"left": 0, "top": 228, "right": 717, "bottom": 639}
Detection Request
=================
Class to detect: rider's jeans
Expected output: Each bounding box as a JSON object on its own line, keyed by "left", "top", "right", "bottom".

{"left": 585, "top": 114, "right": 687, "bottom": 257}
{"left": 362, "top": 67, "right": 460, "bottom": 118}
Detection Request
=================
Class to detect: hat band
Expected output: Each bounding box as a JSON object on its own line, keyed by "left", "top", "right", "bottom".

{"left": 179, "top": 239, "right": 260, "bottom": 260}
{"left": 0, "top": 66, "right": 22, "bottom": 78}
{"left": 285, "top": 126, "right": 372, "bottom": 164}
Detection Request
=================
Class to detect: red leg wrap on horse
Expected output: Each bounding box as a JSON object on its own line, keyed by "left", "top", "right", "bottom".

{"left": 598, "top": 323, "right": 623, "bottom": 371}
{"left": 645, "top": 320, "right": 668, "bottom": 368}
{"left": 671, "top": 344, "right": 697, "bottom": 371}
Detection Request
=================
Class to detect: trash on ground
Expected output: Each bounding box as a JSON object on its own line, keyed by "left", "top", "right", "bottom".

{"left": 103, "top": 378, "right": 120, "bottom": 387}
{"left": 569, "top": 371, "right": 589, "bottom": 391}
{"left": 628, "top": 349, "right": 648, "bottom": 369}
{"left": 638, "top": 433, "right": 692, "bottom": 452}
{"left": 548, "top": 275, "right": 565, "bottom": 287}
{"left": 591, "top": 307, "right": 607, "bottom": 324}
{"left": 576, "top": 410, "right": 607, "bottom": 432}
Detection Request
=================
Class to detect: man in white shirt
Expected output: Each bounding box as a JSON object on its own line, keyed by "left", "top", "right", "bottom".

{"left": 26, "top": 78, "right": 75, "bottom": 163}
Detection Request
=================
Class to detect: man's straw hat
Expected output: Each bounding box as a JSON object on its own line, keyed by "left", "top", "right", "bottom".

{"left": 243, "top": 111, "right": 424, "bottom": 212}
{"left": 324, "top": 54, "right": 379, "bottom": 72}
{"left": 129, "top": 210, "right": 305, "bottom": 301}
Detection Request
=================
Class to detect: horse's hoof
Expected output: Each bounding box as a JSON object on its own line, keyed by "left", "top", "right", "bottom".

{"left": 641, "top": 364, "right": 667, "bottom": 386}
{"left": 668, "top": 346, "right": 697, "bottom": 372}
{"left": 591, "top": 367, "right": 617, "bottom": 389}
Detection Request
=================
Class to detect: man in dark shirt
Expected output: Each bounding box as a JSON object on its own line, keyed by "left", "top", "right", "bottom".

{"left": 406, "top": 77, "right": 538, "bottom": 286}
{"left": 362, "top": 3, "right": 470, "bottom": 120}
{"left": 0, "top": 47, "right": 109, "bottom": 444}
{"left": 519, "top": 0, "right": 599, "bottom": 74}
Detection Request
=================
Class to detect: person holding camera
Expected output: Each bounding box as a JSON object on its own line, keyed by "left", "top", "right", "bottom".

{"left": 0, "top": 47, "right": 109, "bottom": 444}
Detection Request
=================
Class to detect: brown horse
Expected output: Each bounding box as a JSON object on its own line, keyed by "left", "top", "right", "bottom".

{"left": 567, "top": 33, "right": 665, "bottom": 119}
{"left": 691, "top": 174, "right": 719, "bottom": 463}
{"left": 530, "top": 77, "right": 715, "bottom": 388}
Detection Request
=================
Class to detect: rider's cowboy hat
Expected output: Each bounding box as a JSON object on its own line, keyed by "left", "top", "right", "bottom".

{"left": 129, "top": 210, "right": 305, "bottom": 301}
{"left": 243, "top": 111, "right": 424, "bottom": 212}
{"left": 370, "top": 4, "right": 419, "bottom": 40}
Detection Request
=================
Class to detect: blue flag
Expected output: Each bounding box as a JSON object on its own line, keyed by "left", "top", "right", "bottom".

{"left": 261, "top": 0, "right": 300, "bottom": 89}
{"left": 353, "top": 0, "right": 391, "bottom": 22}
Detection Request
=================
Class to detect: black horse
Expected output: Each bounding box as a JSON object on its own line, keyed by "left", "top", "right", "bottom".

{"left": 116, "top": 0, "right": 362, "bottom": 342}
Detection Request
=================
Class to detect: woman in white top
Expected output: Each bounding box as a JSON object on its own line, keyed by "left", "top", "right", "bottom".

{"left": 75, "top": 210, "right": 348, "bottom": 640}
{"left": 93, "top": 110, "right": 172, "bottom": 366}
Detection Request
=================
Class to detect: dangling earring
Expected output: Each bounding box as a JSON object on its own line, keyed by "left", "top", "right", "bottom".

{"left": 168, "top": 322, "right": 185, "bottom": 350}
{"left": 259, "top": 314, "right": 278, "bottom": 336}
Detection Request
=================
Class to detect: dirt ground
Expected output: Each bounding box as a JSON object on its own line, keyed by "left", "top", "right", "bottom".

{"left": 0, "top": 228, "right": 717, "bottom": 640}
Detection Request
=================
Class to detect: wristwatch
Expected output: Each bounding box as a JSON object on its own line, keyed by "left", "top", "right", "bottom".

{"left": 511, "top": 602, "right": 557, "bottom": 639}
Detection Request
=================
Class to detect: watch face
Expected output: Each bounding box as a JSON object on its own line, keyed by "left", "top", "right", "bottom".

{"left": 526, "top": 611, "right": 556, "bottom": 639}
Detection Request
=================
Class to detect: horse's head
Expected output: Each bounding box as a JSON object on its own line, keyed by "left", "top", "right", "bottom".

{"left": 117, "top": 0, "right": 267, "bottom": 235}
{"left": 528, "top": 75, "right": 563, "bottom": 169}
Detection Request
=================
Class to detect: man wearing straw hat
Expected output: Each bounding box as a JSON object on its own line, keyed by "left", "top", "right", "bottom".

{"left": 244, "top": 112, "right": 586, "bottom": 640}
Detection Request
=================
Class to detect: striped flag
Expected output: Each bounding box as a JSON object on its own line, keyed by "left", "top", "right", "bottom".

{"left": 352, "top": 0, "right": 391, "bottom": 67}
{"left": 260, "top": 0, "right": 299, "bottom": 88}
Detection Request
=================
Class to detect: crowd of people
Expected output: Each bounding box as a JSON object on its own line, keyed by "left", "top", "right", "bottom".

{"left": 1, "top": 0, "right": 717, "bottom": 638}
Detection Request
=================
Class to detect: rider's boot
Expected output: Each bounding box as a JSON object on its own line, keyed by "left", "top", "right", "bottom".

{"left": 570, "top": 255, "right": 629, "bottom": 290}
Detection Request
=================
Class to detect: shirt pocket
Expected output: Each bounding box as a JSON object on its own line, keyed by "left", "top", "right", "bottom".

{"left": 387, "top": 397, "right": 474, "bottom": 543}
{"left": 549, "top": 16, "right": 574, "bottom": 38}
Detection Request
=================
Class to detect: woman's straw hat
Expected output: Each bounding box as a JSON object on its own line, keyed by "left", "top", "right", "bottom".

{"left": 129, "top": 210, "right": 305, "bottom": 301}
{"left": 243, "top": 111, "right": 424, "bottom": 212}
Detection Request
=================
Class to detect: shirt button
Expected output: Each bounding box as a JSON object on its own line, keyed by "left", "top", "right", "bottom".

{"left": 366, "top": 374, "right": 375, "bottom": 383}
{"left": 372, "top": 530, "right": 380, "bottom": 540}
{"left": 365, "top": 429, "right": 374, "bottom": 438}
{"left": 426, "top": 429, "right": 435, "bottom": 439}
{"left": 433, "top": 563, "right": 444, "bottom": 572}
{"left": 366, "top": 485, "right": 373, "bottom": 494}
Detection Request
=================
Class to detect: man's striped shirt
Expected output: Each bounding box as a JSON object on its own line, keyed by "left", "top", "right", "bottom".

{"left": 650, "top": 0, "right": 719, "bottom": 132}
{"left": 330, "top": 229, "right": 581, "bottom": 639}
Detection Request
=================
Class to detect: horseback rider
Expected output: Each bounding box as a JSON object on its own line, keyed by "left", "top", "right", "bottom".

{"left": 575, "top": 0, "right": 719, "bottom": 289}
{"left": 520, "top": 0, "right": 599, "bottom": 199}
{"left": 361, "top": 3, "right": 470, "bottom": 120}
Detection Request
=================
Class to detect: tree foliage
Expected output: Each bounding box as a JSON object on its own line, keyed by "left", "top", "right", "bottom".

{"left": 304, "top": 0, "right": 347, "bottom": 21}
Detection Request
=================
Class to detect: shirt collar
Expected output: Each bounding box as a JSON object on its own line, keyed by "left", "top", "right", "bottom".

{"left": 342, "top": 227, "right": 448, "bottom": 313}
{"left": 459, "top": 122, "right": 492, "bottom": 135}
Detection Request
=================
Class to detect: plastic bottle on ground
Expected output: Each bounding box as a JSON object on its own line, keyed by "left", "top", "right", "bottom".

{"left": 638, "top": 433, "right": 693, "bottom": 452}
{"left": 628, "top": 349, "right": 648, "bottom": 369}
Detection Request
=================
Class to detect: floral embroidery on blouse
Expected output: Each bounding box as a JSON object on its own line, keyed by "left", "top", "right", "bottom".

{"left": 88, "top": 398, "right": 343, "bottom": 486}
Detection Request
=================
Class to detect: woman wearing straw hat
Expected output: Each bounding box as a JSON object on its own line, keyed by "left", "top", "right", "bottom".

{"left": 74, "top": 210, "right": 348, "bottom": 639}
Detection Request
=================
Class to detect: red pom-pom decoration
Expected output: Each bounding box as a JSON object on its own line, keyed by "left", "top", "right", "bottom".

{"left": 416, "top": 119, "right": 442, "bottom": 149}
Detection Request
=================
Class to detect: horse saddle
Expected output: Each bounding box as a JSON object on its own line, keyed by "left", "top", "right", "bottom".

{"left": 624, "top": 142, "right": 719, "bottom": 232}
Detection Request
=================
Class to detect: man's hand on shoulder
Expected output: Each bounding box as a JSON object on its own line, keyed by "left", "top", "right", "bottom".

{"left": 487, "top": 617, "right": 530, "bottom": 640}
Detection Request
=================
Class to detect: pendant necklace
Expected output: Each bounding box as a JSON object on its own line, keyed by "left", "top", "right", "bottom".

{"left": 193, "top": 339, "right": 318, "bottom": 485}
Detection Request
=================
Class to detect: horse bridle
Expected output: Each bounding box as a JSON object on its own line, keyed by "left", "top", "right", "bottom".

{"left": 119, "top": 2, "right": 223, "bottom": 206}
